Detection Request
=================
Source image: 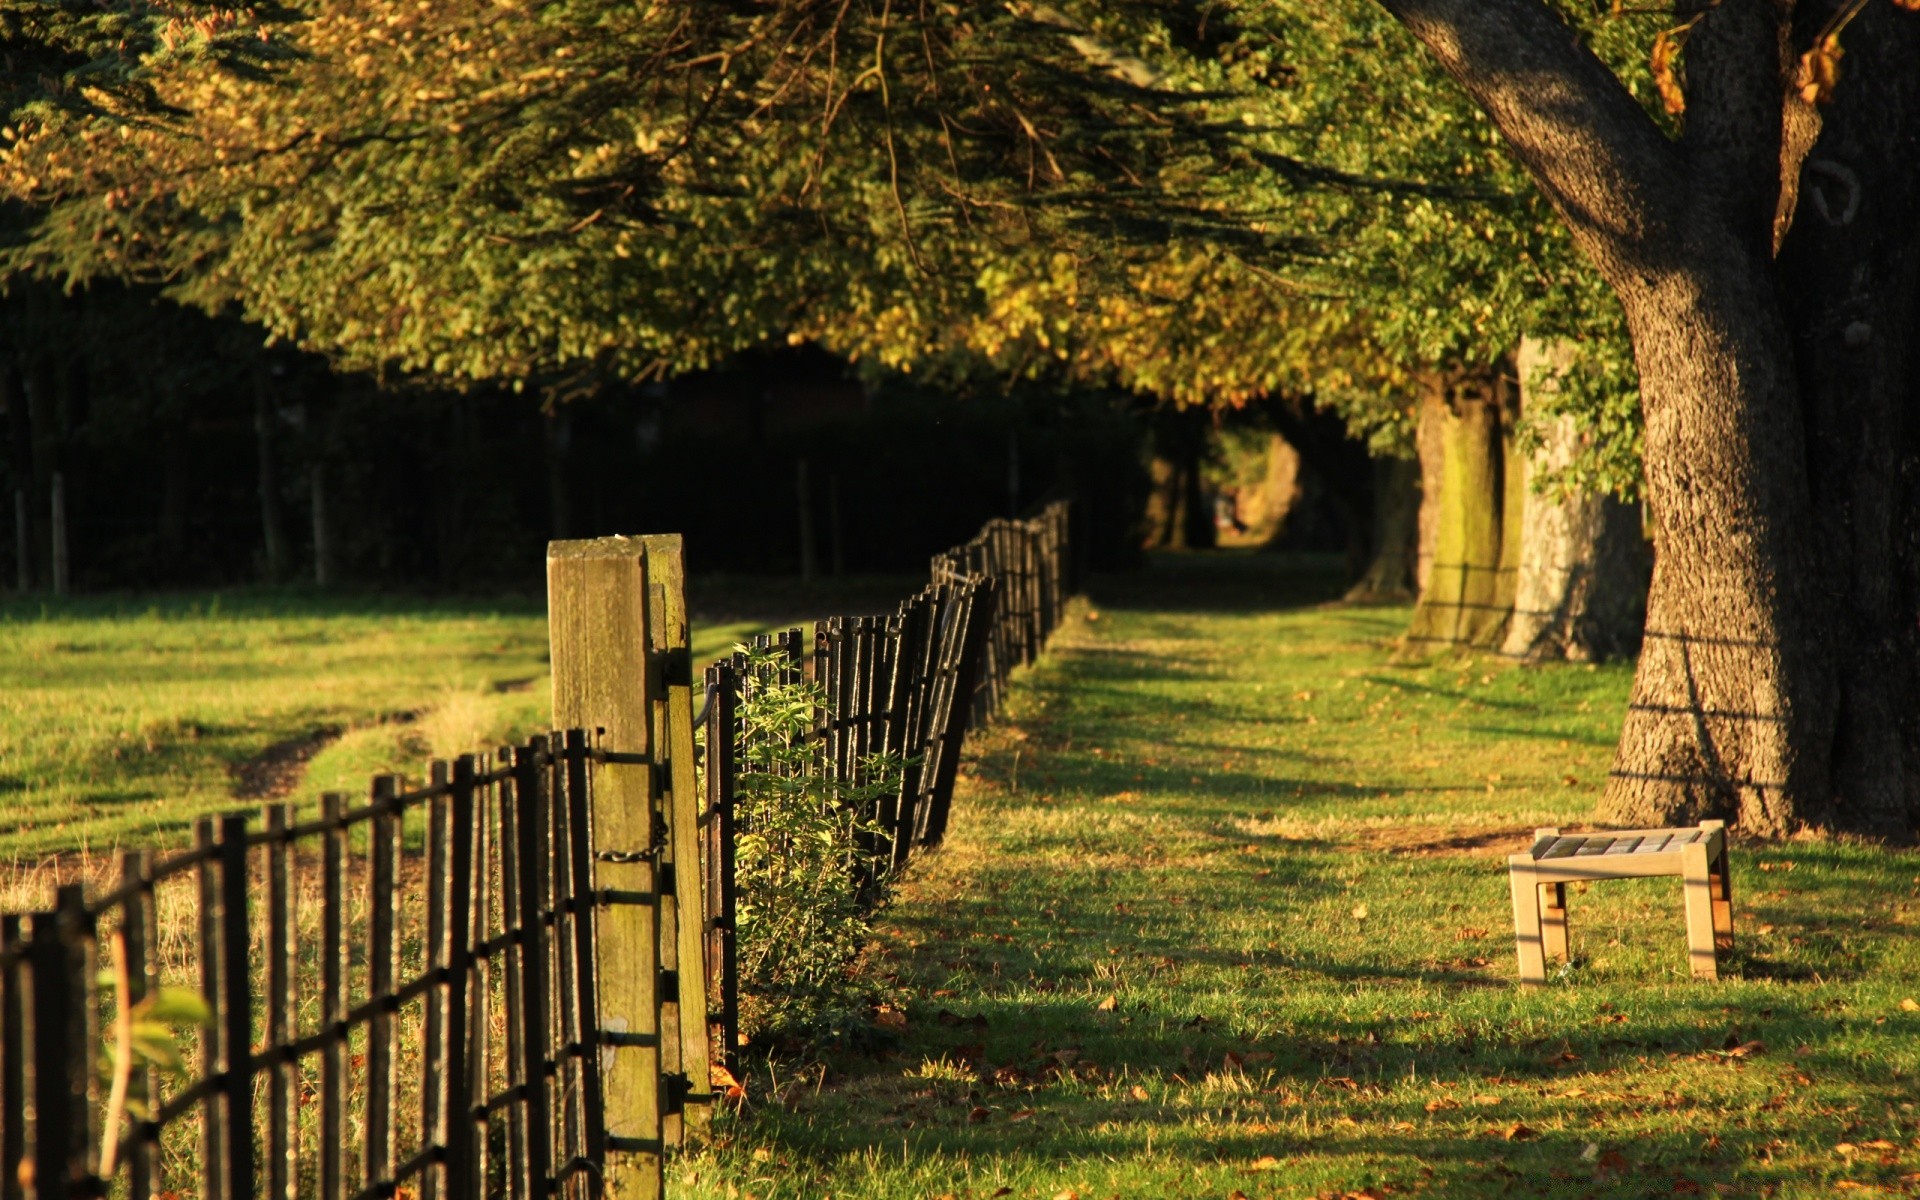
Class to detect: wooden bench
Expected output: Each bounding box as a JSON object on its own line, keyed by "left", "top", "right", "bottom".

{"left": 1507, "top": 820, "right": 1732, "bottom": 983}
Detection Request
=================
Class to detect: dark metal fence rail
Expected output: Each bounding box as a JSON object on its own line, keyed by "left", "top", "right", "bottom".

{"left": 2, "top": 732, "right": 622, "bottom": 1200}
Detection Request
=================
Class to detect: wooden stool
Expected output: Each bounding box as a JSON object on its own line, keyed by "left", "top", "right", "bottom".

{"left": 1507, "top": 820, "right": 1732, "bottom": 983}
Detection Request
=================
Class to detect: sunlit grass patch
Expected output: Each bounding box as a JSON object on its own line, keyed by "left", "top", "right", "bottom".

{"left": 686, "top": 554, "right": 1920, "bottom": 1200}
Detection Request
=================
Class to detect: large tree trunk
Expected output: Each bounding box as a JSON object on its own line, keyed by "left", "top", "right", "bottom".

{"left": 1501, "top": 338, "right": 1651, "bottom": 662}
{"left": 1772, "top": 19, "right": 1920, "bottom": 840}
{"left": 1376, "top": 0, "right": 1917, "bottom": 838}
{"left": 1404, "top": 367, "right": 1521, "bottom": 650}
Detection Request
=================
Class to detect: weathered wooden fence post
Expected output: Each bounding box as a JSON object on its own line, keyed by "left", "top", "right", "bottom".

{"left": 548, "top": 537, "right": 665, "bottom": 1198}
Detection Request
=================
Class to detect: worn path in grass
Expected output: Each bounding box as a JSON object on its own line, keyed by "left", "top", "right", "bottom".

{"left": 0, "top": 575, "right": 911, "bottom": 863}
{"left": 687, "top": 553, "right": 1920, "bottom": 1200}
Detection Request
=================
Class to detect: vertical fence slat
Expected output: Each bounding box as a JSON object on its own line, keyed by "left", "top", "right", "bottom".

{"left": 319, "top": 794, "right": 348, "bottom": 1200}
{"left": 561, "top": 730, "right": 607, "bottom": 1190}
{"left": 421, "top": 763, "right": 449, "bottom": 1200}
{"left": 29, "top": 890, "right": 90, "bottom": 1200}
{"left": 219, "top": 814, "right": 255, "bottom": 1200}
{"left": 195, "top": 818, "right": 226, "bottom": 1200}
{"left": 118, "top": 849, "right": 158, "bottom": 1200}
{"left": 1, "top": 915, "right": 24, "bottom": 1200}
{"left": 364, "top": 777, "right": 401, "bottom": 1193}
{"left": 498, "top": 755, "right": 532, "bottom": 1200}
{"left": 512, "top": 742, "right": 554, "bottom": 1192}
{"left": 702, "top": 665, "right": 740, "bottom": 1082}
{"left": 265, "top": 805, "right": 296, "bottom": 1200}
{"left": 442, "top": 756, "right": 478, "bottom": 1200}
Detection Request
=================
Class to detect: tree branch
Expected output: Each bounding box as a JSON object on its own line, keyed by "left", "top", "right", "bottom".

{"left": 1371, "top": 0, "right": 1688, "bottom": 289}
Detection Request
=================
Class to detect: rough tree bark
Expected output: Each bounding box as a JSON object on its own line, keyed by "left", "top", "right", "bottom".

{"left": 1500, "top": 337, "right": 1651, "bottom": 662}
{"left": 1376, "top": 0, "right": 1919, "bottom": 837}
{"left": 1403, "top": 368, "right": 1521, "bottom": 650}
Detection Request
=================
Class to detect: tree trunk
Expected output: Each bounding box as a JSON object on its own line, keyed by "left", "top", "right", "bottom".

{"left": 1770, "top": 18, "right": 1920, "bottom": 840}
{"left": 1345, "top": 456, "right": 1419, "bottom": 603}
{"left": 1404, "top": 367, "right": 1520, "bottom": 650}
{"left": 1414, "top": 386, "right": 1445, "bottom": 594}
{"left": 1374, "top": 0, "right": 1916, "bottom": 837}
{"left": 1501, "top": 337, "right": 1651, "bottom": 662}
{"left": 49, "top": 470, "right": 68, "bottom": 596}
{"left": 253, "top": 368, "right": 289, "bottom": 582}
{"left": 310, "top": 465, "right": 333, "bottom": 587}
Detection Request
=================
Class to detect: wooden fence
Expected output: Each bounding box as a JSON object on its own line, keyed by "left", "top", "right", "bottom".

{"left": 1, "top": 734, "right": 619, "bottom": 1200}
{"left": 700, "top": 500, "right": 1073, "bottom": 1074}
{"left": 2, "top": 505, "right": 1075, "bottom": 1200}
{"left": 931, "top": 500, "right": 1074, "bottom": 722}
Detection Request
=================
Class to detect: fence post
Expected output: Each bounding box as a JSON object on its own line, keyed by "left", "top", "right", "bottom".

{"left": 637, "top": 536, "right": 714, "bottom": 1141}
{"left": 547, "top": 537, "right": 664, "bottom": 1200}
{"left": 28, "top": 887, "right": 92, "bottom": 1200}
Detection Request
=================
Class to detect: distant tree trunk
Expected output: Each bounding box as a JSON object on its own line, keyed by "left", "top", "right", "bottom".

{"left": 310, "top": 465, "right": 333, "bottom": 587}
{"left": 253, "top": 368, "right": 289, "bottom": 582}
{"left": 544, "top": 407, "right": 572, "bottom": 541}
{"left": 1142, "top": 406, "right": 1214, "bottom": 550}
{"left": 795, "top": 456, "right": 817, "bottom": 580}
{"left": 1404, "top": 367, "right": 1520, "bottom": 650}
{"left": 1501, "top": 338, "right": 1651, "bottom": 662}
{"left": 5, "top": 366, "right": 30, "bottom": 592}
{"left": 49, "top": 470, "right": 68, "bottom": 596}
{"left": 1345, "top": 456, "right": 1420, "bottom": 602}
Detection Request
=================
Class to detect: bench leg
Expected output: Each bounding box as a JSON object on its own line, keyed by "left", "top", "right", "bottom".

{"left": 1682, "top": 842, "right": 1720, "bottom": 980}
{"left": 1711, "top": 844, "right": 1734, "bottom": 952}
{"left": 1540, "top": 881, "right": 1568, "bottom": 964}
{"left": 1508, "top": 856, "right": 1548, "bottom": 984}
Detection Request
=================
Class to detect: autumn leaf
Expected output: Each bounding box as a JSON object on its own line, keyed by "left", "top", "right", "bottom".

{"left": 1651, "top": 28, "right": 1686, "bottom": 116}
{"left": 1246, "top": 1156, "right": 1282, "bottom": 1172}
{"left": 1351, "top": 903, "right": 1370, "bottom": 920}
{"left": 1130, "top": 1084, "right": 1150, "bottom": 1101}
{"left": 1504, "top": 1122, "right": 1538, "bottom": 1141}
{"left": 1796, "top": 34, "right": 1844, "bottom": 105}
{"left": 1095, "top": 993, "right": 1118, "bottom": 1012}
{"left": 1899, "top": 997, "right": 1918, "bottom": 1012}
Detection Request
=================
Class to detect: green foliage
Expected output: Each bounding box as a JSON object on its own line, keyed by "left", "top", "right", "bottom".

{"left": 95, "top": 981, "right": 213, "bottom": 1116}
{"left": 731, "top": 646, "right": 906, "bottom": 1046}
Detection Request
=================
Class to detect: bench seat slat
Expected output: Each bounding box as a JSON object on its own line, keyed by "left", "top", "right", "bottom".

{"left": 1605, "top": 836, "right": 1644, "bottom": 854}
{"left": 1540, "top": 837, "right": 1585, "bottom": 860}
{"left": 1574, "top": 838, "right": 1616, "bottom": 856}
{"left": 1635, "top": 834, "right": 1673, "bottom": 852}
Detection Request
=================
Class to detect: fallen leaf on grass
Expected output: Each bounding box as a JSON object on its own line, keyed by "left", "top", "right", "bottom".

{"left": 1351, "top": 904, "right": 1370, "bottom": 920}
{"left": 1052, "top": 1190, "right": 1080, "bottom": 1200}
{"left": 967, "top": 1106, "right": 990, "bottom": 1124}
{"left": 1228, "top": 1192, "right": 1251, "bottom": 1200}
{"left": 1456, "top": 927, "right": 1489, "bottom": 940}
{"left": 1580, "top": 1142, "right": 1600, "bottom": 1162}
{"left": 1008, "top": 1109, "right": 1036, "bottom": 1123}
{"left": 1901, "top": 997, "right": 1918, "bottom": 1012}
{"left": 873, "top": 1005, "right": 908, "bottom": 1030}
{"left": 1095, "top": 993, "right": 1118, "bottom": 1013}
{"left": 1471, "top": 1094, "right": 1501, "bottom": 1106}
{"left": 1245, "top": 1156, "right": 1281, "bottom": 1172}
{"left": 1505, "top": 1123, "right": 1538, "bottom": 1141}
{"left": 1424, "top": 1097, "right": 1460, "bottom": 1112}
{"left": 1130, "top": 1084, "right": 1150, "bottom": 1101}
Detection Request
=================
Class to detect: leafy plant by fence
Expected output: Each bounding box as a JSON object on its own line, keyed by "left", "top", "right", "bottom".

{"left": 1, "top": 501, "right": 1074, "bottom": 1200}
{"left": 702, "top": 499, "right": 1073, "bottom": 1067}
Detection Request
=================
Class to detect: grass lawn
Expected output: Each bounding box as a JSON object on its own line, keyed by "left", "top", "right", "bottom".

{"left": 0, "top": 574, "right": 914, "bottom": 863}
{"left": 684, "top": 553, "right": 1920, "bottom": 1200}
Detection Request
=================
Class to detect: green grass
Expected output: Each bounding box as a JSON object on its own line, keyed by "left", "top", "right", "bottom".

{"left": 0, "top": 573, "right": 917, "bottom": 862}
{"left": 683, "top": 553, "right": 1920, "bottom": 1200}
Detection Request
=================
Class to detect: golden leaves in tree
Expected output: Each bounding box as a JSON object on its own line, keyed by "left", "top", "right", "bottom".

{"left": 1796, "top": 34, "right": 1845, "bottom": 105}
{"left": 1650, "top": 28, "right": 1686, "bottom": 116}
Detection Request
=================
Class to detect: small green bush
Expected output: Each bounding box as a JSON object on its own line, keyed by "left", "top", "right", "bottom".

{"left": 727, "top": 647, "right": 904, "bottom": 1046}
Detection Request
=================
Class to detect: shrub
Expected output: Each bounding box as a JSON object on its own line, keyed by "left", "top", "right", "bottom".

{"left": 727, "top": 647, "right": 904, "bottom": 1045}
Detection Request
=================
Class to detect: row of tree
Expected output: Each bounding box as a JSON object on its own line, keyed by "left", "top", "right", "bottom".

{"left": 1, "top": 0, "right": 1913, "bottom": 838}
